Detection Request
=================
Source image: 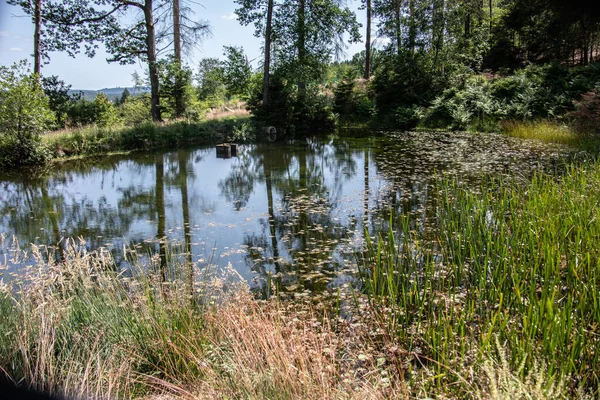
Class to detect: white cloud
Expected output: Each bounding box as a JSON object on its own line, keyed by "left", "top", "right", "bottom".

{"left": 0, "top": 31, "right": 9, "bottom": 37}
{"left": 9, "top": 47, "right": 23, "bottom": 52}
{"left": 221, "top": 13, "right": 236, "bottom": 21}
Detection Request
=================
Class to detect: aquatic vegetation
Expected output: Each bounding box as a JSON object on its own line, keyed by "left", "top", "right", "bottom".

{"left": 359, "top": 160, "right": 600, "bottom": 397}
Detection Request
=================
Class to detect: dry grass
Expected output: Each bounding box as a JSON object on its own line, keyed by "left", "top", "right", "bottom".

{"left": 206, "top": 105, "right": 250, "bottom": 120}
{"left": 188, "top": 292, "right": 407, "bottom": 400}
{"left": 0, "top": 239, "right": 408, "bottom": 399}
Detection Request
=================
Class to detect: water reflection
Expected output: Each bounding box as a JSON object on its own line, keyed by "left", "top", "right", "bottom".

{"left": 0, "top": 131, "right": 569, "bottom": 294}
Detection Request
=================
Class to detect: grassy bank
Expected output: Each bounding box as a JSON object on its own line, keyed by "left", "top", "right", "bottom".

{"left": 360, "top": 158, "right": 600, "bottom": 397}
{"left": 0, "top": 240, "right": 406, "bottom": 399}
{"left": 41, "top": 116, "right": 253, "bottom": 163}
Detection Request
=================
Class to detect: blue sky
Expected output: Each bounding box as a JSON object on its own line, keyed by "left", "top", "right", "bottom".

{"left": 0, "top": 0, "right": 366, "bottom": 90}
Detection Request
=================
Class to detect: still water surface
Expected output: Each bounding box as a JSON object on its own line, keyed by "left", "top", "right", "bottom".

{"left": 0, "top": 131, "right": 570, "bottom": 295}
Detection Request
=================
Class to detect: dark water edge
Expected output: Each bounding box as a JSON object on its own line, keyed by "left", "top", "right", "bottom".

{"left": 0, "top": 130, "right": 571, "bottom": 296}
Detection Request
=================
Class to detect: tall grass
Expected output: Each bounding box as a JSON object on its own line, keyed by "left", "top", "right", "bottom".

{"left": 0, "top": 239, "right": 406, "bottom": 399}
{"left": 39, "top": 116, "right": 252, "bottom": 163}
{"left": 360, "top": 160, "right": 600, "bottom": 397}
{"left": 502, "top": 120, "right": 579, "bottom": 145}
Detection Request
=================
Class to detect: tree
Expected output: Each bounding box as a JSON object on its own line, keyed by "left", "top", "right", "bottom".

{"left": 196, "top": 58, "right": 226, "bottom": 107}
{"left": 162, "top": 0, "right": 210, "bottom": 117}
{"left": 158, "top": 57, "right": 196, "bottom": 119}
{"left": 41, "top": 75, "right": 77, "bottom": 127}
{"left": 0, "top": 61, "right": 54, "bottom": 166}
{"left": 7, "top": 0, "right": 128, "bottom": 72}
{"left": 12, "top": 0, "right": 164, "bottom": 121}
{"left": 236, "top": 0, "right": 361, "bottom": 93}
{"left": 363, "top": 0, "right": 372, "bottom": 79}
{"left": 235, "top": 0, "right": 275, "bottom": 106}
{"left": 117, "top": 88, "right": 131, "bottom": 106}
{"left": 222, "top": 46, "right": 253, "bottom": 99}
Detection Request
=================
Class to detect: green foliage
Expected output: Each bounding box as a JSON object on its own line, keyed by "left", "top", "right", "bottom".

{"left": 333, "top": 69, "right": 375, "bottom": 123}
{"left": 222, "top": 46, "right": 253, "bottom": 100}
{"left": 196, "top": 58, "right": 227, "bottom": 108}
{"left": 247, "top": 73, "right": 335, "bottom": 134}
{"left": 0, "top": 61, "right": 53, "bottom": 167}
{"left": 157, "top": 58, "right": 200, "bottom": 120}
{"left": 371, "top": 51, "right": 438, "bottom": 124}
{"left": 420, "top": 63, "right": 600, "bottom": 131}
{"left": 426, "top": 75, "right": 498, "bottom": 130}
{"left": 66, "top": 93, "right": 119, "bottom": 128}
{"left": 360, "top": 162, "right": 600, "bottom": 395}
{"left": 119, "top": 95, "right": 151, "bottom": 127}
{"left": 115, "top": 87, "right": 130, "bottom": 106}
{"left": 41, "top": 75, "right": 79, "bottom": 128}
{"left": 91, "top": 93, "right": 119, "bottom": 127}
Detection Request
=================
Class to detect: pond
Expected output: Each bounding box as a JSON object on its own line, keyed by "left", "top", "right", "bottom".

{"left": 0, "top": 131, "right": 570, "bottom": 296}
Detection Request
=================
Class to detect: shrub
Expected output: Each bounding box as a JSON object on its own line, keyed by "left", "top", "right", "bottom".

{"left": 569, "top": 89, "right": 600, "bottom": 134}
{"left": 0, "top": 61, "right": 54, "bottom": 166}
{"left": 91, "top": 93, "right": 120, "bottom": 127}
{"left": 333, "top": 69, "right": 375, "bottom": 124}
{"left": 120, "top": 95, "right": 151, "bottom": 127}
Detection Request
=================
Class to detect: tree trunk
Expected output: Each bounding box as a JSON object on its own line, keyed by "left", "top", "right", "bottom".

{"left": 34, "top": 0, "right": 42, "bottom": 74}
{"left": 364, "top": 0, "right": 371, "bottom": 79}
{"left": 489, "top": 0, "right": 492, "bottom": 33}
{"left": 433, "top": 0, "right": 445, "bottom": 69}
{"left": 263, "top": 0, "right": 274, "bottom": 106}
{"left": 173, "top": 0, "right": 185, "bottom": 117}
{"left": 173, "top": 0, "right": 181, "bottom": 62}
{"left": 395, "top": 3, "right": 402, "bottom": 55}
{"left": 464, "top": 0, "right": 471, "bottom": 38}
{"left": 144, "top": 0, "right": 161, "bottom": 122}
{"left": 408, "top": 0, "right": 416, "bottom": 56}
{"left": 298, "top": 0, "right": 306, "bottom": 96}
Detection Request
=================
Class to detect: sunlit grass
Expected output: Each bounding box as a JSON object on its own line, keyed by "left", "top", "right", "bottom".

{"left": 0, "top": 239, "right": 405, "bottom": 399}
{"left": 41, "top": 115, "right": 253, "bottom": 162}
{"left": 501, "top": 120, "right": 578, "bottom": 145}
{"left": 360, "top": 160, "right": 600, "bottom": 397}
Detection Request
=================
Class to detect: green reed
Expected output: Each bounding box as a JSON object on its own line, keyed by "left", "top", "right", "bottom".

{"left": 360, "top": 161, "right": 600, "bottom": 396}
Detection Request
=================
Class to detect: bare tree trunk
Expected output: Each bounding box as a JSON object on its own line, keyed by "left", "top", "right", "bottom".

{"left": 34, "top": 0, "right": 42, "bottom": 74}
{"left": 433, "top": 0, "right": 445, "bottom": 69}
{"left": 173, "top": 0, "right": 185, "bottom": 117}
{"left": 489, "top": 0, "right": 492, "bottom": 33}
{"left": 408, "top": 0, "right": 416, "bottom": 56}
{"left": 364, "top": 0, "right": 371, "bottom": 79}
{"left": 395, "top": 3, "right": 402, "bottom": 55}
{"left": 298, "top": 0, "right": 306, "bottom": 96}
{"left": 263, "top": 0, "right": 274, "bottom": 106}
{"left": 173, "top": 0, "right": 181, "bottom": 62}
{"left": 144, "top": 0, "right": 162, "bottom": 122}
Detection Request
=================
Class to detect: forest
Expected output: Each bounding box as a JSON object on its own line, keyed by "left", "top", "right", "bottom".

{"left": 1, "top": 0, "right": 599, "bottom": 167}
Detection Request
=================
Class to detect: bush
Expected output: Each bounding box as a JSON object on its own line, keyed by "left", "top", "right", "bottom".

{"left": 120, "top": 95, "right": 151, "bottom": 127}
{"left": 569, "top": 89, "right": 600, "bottom": 134}
{"left": 371, "top": 52, "right": 437, "bottom": 118}
{"left": 91, "top": 93, "right": 120, "bottom": 127}
{"left": 333, "top": 69, "right": 375, "bottom": 124}
{"left": 426, "top": 75, "right": 499, "bottom": 130}
{"left": 0, "top": 61, "right": 54, "bottom": 166}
